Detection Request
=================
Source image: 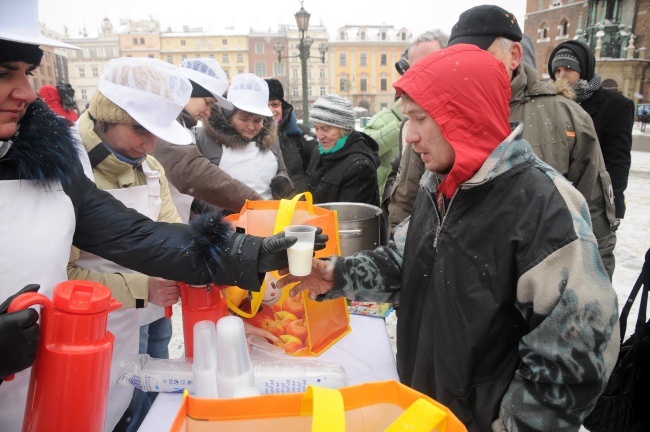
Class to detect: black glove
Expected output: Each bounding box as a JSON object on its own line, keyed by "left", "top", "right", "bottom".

{"left": 257, "top": 228, "right": 328, "bottom": 273}
{"left": 270, "top": 176, "right": 294, "bottom": 200}
{"left": 0, "top": 285, "right": 41, "bottom": 382}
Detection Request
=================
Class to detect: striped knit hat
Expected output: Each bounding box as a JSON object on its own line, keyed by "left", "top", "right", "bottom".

{"left": 309, "top": 94, "right": 355, "bottom": 130}
{"left": 551, "top": 47, "right": 581, "bottom": 75}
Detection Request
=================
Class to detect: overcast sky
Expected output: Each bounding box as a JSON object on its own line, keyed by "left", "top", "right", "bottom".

{"left": 39, "top": 0, "right": 527, "bottom": 40}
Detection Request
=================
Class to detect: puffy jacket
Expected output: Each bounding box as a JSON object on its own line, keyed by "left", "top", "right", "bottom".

{"left": 363, "top": 101, "right": 404, "bottom": 197}
{"left": 325, "top": 125, "right": 619, "bottom": 431}
{"left": 306, "top": 130, "right": 380, "bottom": 206}
{"left": 152, "top": 110, "right": 263, "bottom": 213}
{"left": 510, "top": 62, "right": 617, "bottom": 277}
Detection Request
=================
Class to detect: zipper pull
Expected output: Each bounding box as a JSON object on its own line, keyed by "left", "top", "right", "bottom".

{"left": 433, "top": 226, "right": 441, "bottom": 249}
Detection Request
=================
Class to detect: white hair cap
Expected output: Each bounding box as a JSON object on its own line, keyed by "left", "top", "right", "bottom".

{"left": 179, "top": 58, "right": 233, "bottom": 110}
{"left": 227, "top": 73, "right": 273, "bottom": 117}
{"left": 98, "top": 57, "right": 193, "bottom": 145}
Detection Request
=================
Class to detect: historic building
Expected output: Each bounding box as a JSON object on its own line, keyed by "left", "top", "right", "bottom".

{"left": 248, "top": 31, "right": 290, "bottom": 98}
{"left": 117, "top": 19, "right": 161, "bottom": 60}
{"left": 525, "top": 0, "right": 650, "bottom": 106}
{"left": 328, "top": 25, "right": 410, "bottom": 115}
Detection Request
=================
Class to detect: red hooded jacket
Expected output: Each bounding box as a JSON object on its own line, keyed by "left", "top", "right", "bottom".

{"left": 394, "top": 44, "right": 511, "bottom": 198}
{"left": 39, "top": 85, "right": 79, "bottom": 123}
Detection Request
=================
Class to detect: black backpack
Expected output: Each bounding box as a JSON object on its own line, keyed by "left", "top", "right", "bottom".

{"left": 583, "top": 248, "right": 650, "bottom": 432}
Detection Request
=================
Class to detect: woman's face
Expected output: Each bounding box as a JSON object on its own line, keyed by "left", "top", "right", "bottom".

{"left": 95, "top": 123, "right": 157, "bottom": 160}
{"left": 230, "top": 110, "right": 264, "bottom": 140}
{"left": 0, "top": 61, "right": 38, "bottom": 140}
{"left": 185, "top": 96, "right": 216, "bottom": 121}
{"left": 269, "top": 99, "right": 283, "bottom": 122}
{"left": 314, "top": 122, "right": 345, "bottom": 149}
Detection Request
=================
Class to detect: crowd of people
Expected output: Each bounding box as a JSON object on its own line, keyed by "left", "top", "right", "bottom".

{"left": 0, "top": 1, "right": 636, "bottom": 431}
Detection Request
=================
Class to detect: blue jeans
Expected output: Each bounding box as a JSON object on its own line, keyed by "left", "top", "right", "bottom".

{"left": 123, "top": 317, "right": 172, "bottom": 432}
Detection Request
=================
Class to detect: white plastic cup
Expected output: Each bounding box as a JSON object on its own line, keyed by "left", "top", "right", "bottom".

{"left": 284, "top": 225, "right": 317, "bottom": 276}
{"left": 192, "top": 320, "right": 219, "bottom": 398}
{"left": 216, "top": 316, "right": 255, "bottom": 398}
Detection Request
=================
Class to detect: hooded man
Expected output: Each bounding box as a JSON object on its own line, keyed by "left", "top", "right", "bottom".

{"left": 448, "top": 5, "right": 618, "bottom": 279}
{"left": 548, "top": 40, "right": 634, "bottom": 226}
{"left": 278, "top": 44, "right": 619, "bottom": 431}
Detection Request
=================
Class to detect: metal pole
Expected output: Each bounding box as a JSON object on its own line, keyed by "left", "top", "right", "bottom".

{"left": 300, "top": 33, "right": 309, "bottom": 123}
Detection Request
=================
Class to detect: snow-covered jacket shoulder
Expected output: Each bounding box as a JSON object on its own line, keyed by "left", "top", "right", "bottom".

{"left": 327, "top": 123, "right": 619, "bottom": 431}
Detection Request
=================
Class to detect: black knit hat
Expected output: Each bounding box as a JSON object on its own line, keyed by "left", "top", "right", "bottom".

{"left": 0, "top": 39, "right": 43, "bottom": 65}
{"left": 449, "top": 5, "right": 522, "bottom": 50}
{"left": 265, "top": 77, "right": 285, "bottom": 102}
{"left": 548, "top": 40, "right": 595, "bottom": 82}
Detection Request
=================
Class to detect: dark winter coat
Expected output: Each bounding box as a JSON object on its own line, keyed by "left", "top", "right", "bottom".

{"left": 326, "top": 125, "right": 619, "bottom": 431}
{"left": 306, "top": 130, "right": 380, "bottom": 206}
{"left": 0, "top": 99, "right": 265, "bottom": 292}
{"left": 580, "top": 87, "right": 634, "bottom": 219}
{"left": 277, "top": 105, "right": 316, "bottom": 194}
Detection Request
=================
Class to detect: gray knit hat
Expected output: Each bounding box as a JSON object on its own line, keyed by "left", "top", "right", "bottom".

{"left": 551, "top": 48, "right": 581, "bottom": 74}
{"left": 309, "top": 94, "right": 355, "bottom": 130}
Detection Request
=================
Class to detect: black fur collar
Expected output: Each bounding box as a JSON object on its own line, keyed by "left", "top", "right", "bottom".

{"left": 203, "top": 109, "right": 277, "bottom": 151}
{"left": 2, "top": 99, "right": 82, "bottom": 190}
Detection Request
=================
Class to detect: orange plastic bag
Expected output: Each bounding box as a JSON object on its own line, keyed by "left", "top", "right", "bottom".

{"left": 224, "top": 192, "right": 350, "bottom": 356}
{"left": 171, "top": 380, "right": 467, "bottom": 432}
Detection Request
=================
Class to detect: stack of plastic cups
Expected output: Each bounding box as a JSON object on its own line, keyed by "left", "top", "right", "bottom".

{"left": 192, "top": 321, "right": 219, "bottom": 398}
{"left": 216, "top": 316, "right": 258, "bottom": 398}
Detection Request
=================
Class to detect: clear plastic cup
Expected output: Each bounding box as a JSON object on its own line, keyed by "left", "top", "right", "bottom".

{"left": 284, "top": 225, "right": 317, "bottom": 276}
{"left": 192, "top": 320, "right": 219, "bottom": 398}
{"left": 216, "top": 316, "right": 255, "bottom": 398}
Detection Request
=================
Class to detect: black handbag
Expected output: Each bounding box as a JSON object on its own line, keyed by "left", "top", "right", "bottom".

{"left": 583, "top": 248, "right": 650, "bottom": 432}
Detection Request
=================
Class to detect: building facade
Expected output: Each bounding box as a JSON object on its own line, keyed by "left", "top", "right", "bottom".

{"left": 248, "top": 32, "right": 290, "bottom": 102}
{"left": 117, "top": 19, "right": 161, "bottom": 59}
{"left": 329, "top": 25, "right": 410, "bottom": 115}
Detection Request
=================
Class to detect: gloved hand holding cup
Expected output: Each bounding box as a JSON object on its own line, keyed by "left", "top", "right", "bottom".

{"left": 284, "top": 225, "right": 318, "bottom": 276}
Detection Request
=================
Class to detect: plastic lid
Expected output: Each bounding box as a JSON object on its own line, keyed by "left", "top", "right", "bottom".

{"left": 53, "top": 281, "right": 113, "bottom": 314}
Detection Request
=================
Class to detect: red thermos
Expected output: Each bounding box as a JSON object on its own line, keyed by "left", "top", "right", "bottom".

{"left": 179, "top": 283, "right": 227, "bottom": 358}
{"left": 8, "top": 280, "right": 121, "bottom": 432}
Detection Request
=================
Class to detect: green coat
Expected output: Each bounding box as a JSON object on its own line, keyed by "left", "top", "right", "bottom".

{"left": 510, "top": 62, "right": 617, "bottom": 277}
{"left": 363, "top": 101, "right": 404, "bottom": 197}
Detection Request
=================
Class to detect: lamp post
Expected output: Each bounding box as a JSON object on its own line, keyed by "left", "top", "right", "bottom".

{"left": 273, "top": 2, "right": 328, "bottom": 122}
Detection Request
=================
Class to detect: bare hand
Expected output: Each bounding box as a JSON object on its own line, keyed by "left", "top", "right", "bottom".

{"left": 147, "top": 278, "right": 180, "bottom": 307}
{"left": 277, "top": 258, "right": 336, "bottom": 300}
{"left": 243, "top": 321, "right": 280, "bottom": 343}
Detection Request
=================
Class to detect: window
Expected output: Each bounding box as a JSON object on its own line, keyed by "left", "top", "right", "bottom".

{"left": 359, "top": 31, "right": 366, "bottom": 40}
{"left": 320, "top": 86, "right": 326, "bottom": 96}
{"left": 339, "top": 31, "right": 346, "bottom": 40}
{"left": 255, "top": 62, "right": 266, "bottom": 76}
{"left": 140, "top": 37, "right": 145, "bottom": 44}
{"left": 559, "top": 19, "right": 569, "bottom": 36}
{"left": 381, "top": 32, "right": 386, "bottom": 41}
{"left": 81, "top": 89, "right": 87, "bottom": 100}
{"left": 222, "top": 54, "right": 229, "bottom": 63}
{"left": 222, "top": 38, "right": 228, "bottom": 45}
{"left": 340, "top": 53, "right": 347, "bottom": 66}
{"left": 360, "top": 78, "right": 367, "bottom": 92}
{"left": 92, "top": 67, "right": 98, "bottom": 77}
{"left": 196, "top": 54, "right": 201, "bottom": 58}
{"left": 401, "top": 31, "right": 407, "bottom": 41}
{"left": 292, "top": 86, "right": 299, "bottom": 97}
{"left": 539, "top": 24, "right": 549, "bottom": 40}
{"left": 339, "top": 78, "right": 346, "bottom": 92}
{"left": 380, "top": 102, "right": 387, "bottom": 110}
{"left": 167, "top": 55, "right": 173, "bottom": 63}
{"left": 181, "top": 54, "right": 187, "bottom": 60}
{"left": 381, "top": 53, "right": 387, "bottom": 66}
{"left": 292, "top": 69, "right": 298, "bottom": 79}
{"left": 225, "top": 70, "right": 230, "bottom": 79}
{"left": 238, "top": 69, "right": 244, "bottom": 74}
{"left": 274, "top": 63, "right": 285, "bottom": 76}
{"left": 148, "top": 54, "right": 154, "bottom": 58}
{"left": 381, "top": 78, "right": 387, "bottom": 91}
{"left": 209, "top": 54, "right": 215, "bottom": 59}
{"left": 133, "top": 37, "right": 138, "bottom": 45}
{"left": 360, "top": 53, "right": 367, "bottom": 66}
{"left": 552, "top": 0, "right": 561, "bottom": 6}
{"left": 237, "top": 53, "right": 243, "bottom": 62}
{"left": 256, "top": 44, "right": 264, "bottom": 54}
{"left": 181, "top": 39, "right": 186, "bottom": 46}
{"left": 308, "top": 87, "right": 312, "bottom": 97}
{"left": 79, "top": 67, "right": 85, "bottom": 77}
{"left": 320, "top": 69, "right": 326, "bottom": 78}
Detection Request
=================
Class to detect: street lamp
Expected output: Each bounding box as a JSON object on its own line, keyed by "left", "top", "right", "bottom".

{"left": 273, "top": 1, "right": 328, "bottom": 122}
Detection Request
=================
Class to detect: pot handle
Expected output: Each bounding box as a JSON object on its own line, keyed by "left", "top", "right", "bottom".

{"left": 339, "top": 228, "right": 364, "bottom": 239}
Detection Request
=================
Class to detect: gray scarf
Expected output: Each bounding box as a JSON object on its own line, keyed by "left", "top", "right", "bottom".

{"left": 572, "top": 74, "right": 602, "bottom": 104}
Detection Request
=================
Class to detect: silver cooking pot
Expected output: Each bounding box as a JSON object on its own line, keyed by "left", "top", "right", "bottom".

{"left": 319, "top": 202, "right": 384, "bottom": 256}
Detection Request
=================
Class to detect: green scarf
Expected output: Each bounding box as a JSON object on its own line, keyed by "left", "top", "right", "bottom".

{"left": 319, "top": 133, "right": 350, "bottom": 155}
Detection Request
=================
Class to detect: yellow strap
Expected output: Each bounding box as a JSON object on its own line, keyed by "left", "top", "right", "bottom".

{"left": 301, "top": 386, "right": 346, "bottom": 432}
{"left": 385, "top": 398, "right": 448, "bottom": 432}
{"left": 274, "top": 192, "right": 314, "bottom": 234}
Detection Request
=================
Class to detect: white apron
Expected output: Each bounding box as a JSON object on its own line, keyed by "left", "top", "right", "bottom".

{"left": 220, "top": 142, "right": 277, "bottom": 200}
{"left": 168, "top": 183, "right": 194, "bottom": 224}
{"left": 0, "top": 180, "right": 76, "bottom": 431}
{"left": 75, "top": 160, "right": 164, "bottom": 432}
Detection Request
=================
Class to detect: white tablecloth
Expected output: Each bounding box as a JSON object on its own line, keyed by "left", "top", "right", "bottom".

{"left": 138, "top": 314, "right": 398, "bottom": 431}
